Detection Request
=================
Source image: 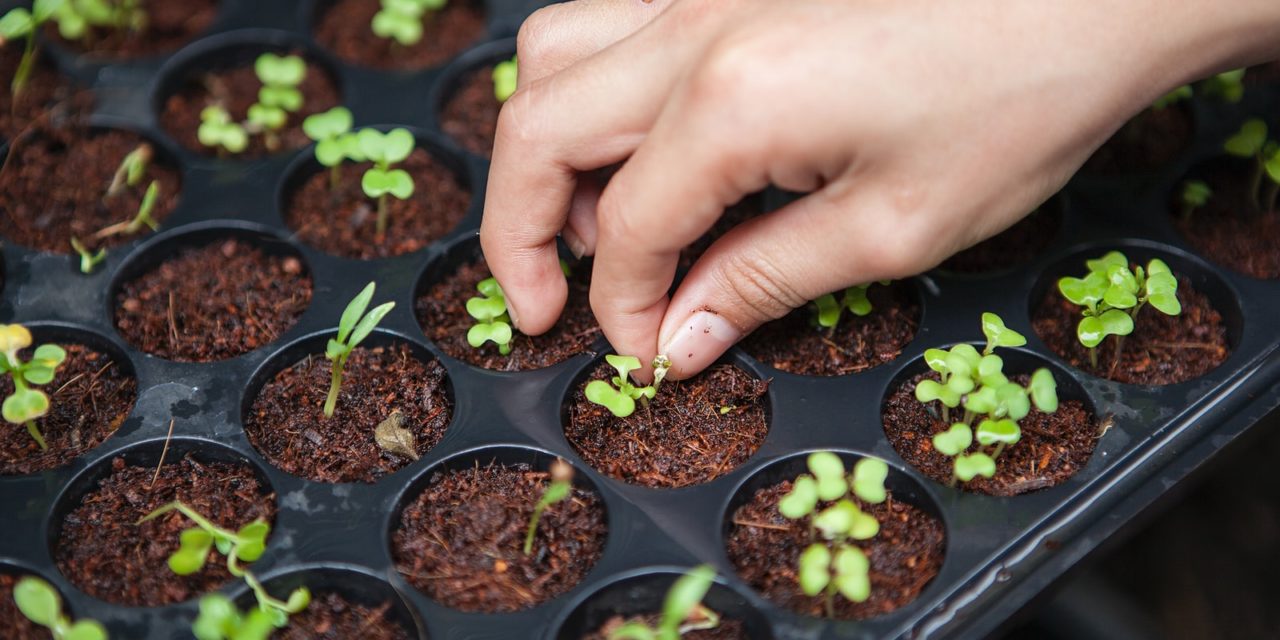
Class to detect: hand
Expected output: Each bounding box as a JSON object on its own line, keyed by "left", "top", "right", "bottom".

{"left": 482, "top": 0, "right": 1280, "bottom": 380}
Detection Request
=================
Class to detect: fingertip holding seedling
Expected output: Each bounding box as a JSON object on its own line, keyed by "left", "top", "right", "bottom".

{"left": 1057, "top": 251, "right": 1181, "bottom": 370}
{"left": 493, "top": 56, "right": 517, "bottom": 102}
{"left": 608, "top": 564, "right": 722, "bottom": 640}
{"left": 13, "top": 575, "right": 108, "bottom": 640}
{"left": 585, "top": 355, "right": 658, "bottom": 418}
{"left": 325, "top": 282, "right": 396, "bottom": 417}
{"left": 357, "top": 127, "right": 416, "bottom": 239}
{"left": 524, "top": 458, "right": 573, "bottom": 556}
{"left": 1, "top": 324, "right": 67, "bottom": 451}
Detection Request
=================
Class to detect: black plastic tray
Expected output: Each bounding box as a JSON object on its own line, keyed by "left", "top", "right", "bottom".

{"left": 3, "top": 1, "right": 1280, "bottom": 639}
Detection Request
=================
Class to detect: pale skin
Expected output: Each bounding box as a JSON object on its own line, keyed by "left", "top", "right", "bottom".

{"left": 482, "top": 0, "right": 1280, "bottom": 381}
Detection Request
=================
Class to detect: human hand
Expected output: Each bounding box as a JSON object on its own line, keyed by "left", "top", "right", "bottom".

{"left": 481, "top": 0, "right": 1280, "bottom": 380}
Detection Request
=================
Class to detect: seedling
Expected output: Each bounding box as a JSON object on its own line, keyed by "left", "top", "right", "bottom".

{"left": 324, "top": 282, "right": 395, "bottom": 417}
{"left": 608, "top": 565, "right": 722, "bottom": 640}
{"left": 13, "top": 576, "right": 107, "bottom": 640}
{"left": 106, "top": 143, "right": 151, "bottom": 198}
{"left": 1057, "top": 251, "right": 1181, "bottom": 369}
{"left": 191, "top": 594, "right": 276, "bottom": 640}
{"left": 302, "top": 106, "right": 358, "bottom": 191}
{"left": 371, "top": 0, "right": 446, "bottom": 46}
{"left": 54, "top": 0, "right": 147, "bottom": 40}
{"left": 1179, "top": 179, "right": 1212, "bottom": 222}
{"left": 493, "top": 56, "right": 517, "bottom": 102}
{"left": 70, "top": 237, "right": 106, "bottom": 274}
{"left": 1200, "top": 69, "right": 1246, "bottom": 104}
{"left": 94, "top": 181, "right": 160, "bottom": 239}
{"left": 198, "top": 106, "right": 249, "bottom": 156}
{"left": 524, "top": 458, "right": 573, "bottom": 556}
{"left": 585, "top": 355, "right": 657, "bottom": 418}
{"left": 357, "top": 128, "right": 416, "bottom": 238}
{"left": 1222, "top": 118, "right": 1280, "bottom": 213}
{"left": 248, "top": 54, "right": 306, "bottom": 151}
{"left": 1151, "top": 84, "right": 1192, "bottom": 110}
{"left": 465, "top": 277, "right": 513, "bottom": 355}
{"left": 811, "top": 281, "right": 890, "bottom": 334}
{"left": 0, "top": 324, "right": 66, "bottom": 451}
{"left": 0, "top": 0, "right": 62, "bottom": 99}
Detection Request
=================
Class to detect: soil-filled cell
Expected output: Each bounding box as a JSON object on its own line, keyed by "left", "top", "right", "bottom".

{"left": 1171, "top": 157, "right": 1280, "bottom": 279}
{"left": 44, "top": 0, "right": 218, "bottom": 58}
{"left": 1082, "top": 103, "right": 1193, "bottom": 175}
{"left": 314, "top": 0, "right": 485, "bottom": 71}
{"left": 441, "top": 63, "right": 502, "bottom": 157}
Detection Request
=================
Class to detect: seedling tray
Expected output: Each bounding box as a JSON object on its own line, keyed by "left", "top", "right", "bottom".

{"left": 3, "top": 1, "right": 1280, "bottom": 638}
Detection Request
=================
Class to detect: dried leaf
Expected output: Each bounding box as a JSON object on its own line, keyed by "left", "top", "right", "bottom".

{"left": 374, "top": 411, "right": 418, "bottom": 460}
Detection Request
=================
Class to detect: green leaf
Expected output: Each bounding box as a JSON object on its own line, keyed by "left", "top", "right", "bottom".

{"left": 1058, "top": 273, "right": 1105, "bottom": 307}
{"left": 954, "top": 452, "right": 997, "bottom": 482}
{"left": 382, "top": 128, "right": 416, "bottom": 164}
{"left": 842, "top": 285, "right": 873, "bottom": 317}
{"left": 1085, "top": 251, "right": 1129, "bottom": 274}
{"left": 605, "top": 354, "right": 642, "bottom": 382}
{"left": 1147, "top": 291, "right": 1182, "bottom": 316}
{"left": 338, "top": 132, "right": 366, "bottom": 162}
{"left": 914, "top": 379, "right": 960, "bottom": 408}
{"left": 1077, "top": 309, "right": 1134, "bottom": 348}
{"left": 923, "top": 348, "right": 949, "bottom": 374}
{"left": 813, "top": 294, "right": 840, "bottom": 328}
{"left": 169, "top": 547, "right": 209, "bottom": 576}
{"left": 284, "top": 587, "right": 312, "bottom": 613}
{"left": 493, "top": 56, "right": 518, "bottom": 102}
{"left": 848, "top": 508, "right": 879, "bottom": 541}
{"left": 977, "top": 354, "right": 1007, "bottom": 387}
{"left": 13, "top": 576, "right": 61, "bottom": 626}
{"left": 813, "top": 499, "right": 860, "bottom": 539}
{"left": 466, "top": 295, "right": 507, "bottom": 322}
{"left": 832, "top": 545, "right": 871, "bottom": 603}
{"left": 467, "top": 322, "right": 512, "bottom": 349}
{"left": 384, "top": 168, "right": 415, "bottom": 198}
{"left": 338, "top": 282, "right": 375, "bottom": 343}
{"left": 371, "top": 9, "right": 423, "bottom": 45}
{"left": 1267, "top": 147, "right": 1280, "bottom": 186}
{"left": 778, "top": 475, "right": 819, "bottom": 519}
{"left": 348, "top": 302, "right": 395, "bottom": 348}
{"left": 243, "top": 607, "right": 280, "bottom": 636}
{"left": 1181, "top": 180, "right": 1212, "bottom": 208}
{"left": 851, "top": 458, "right": 888, "bottom": 504}
{"left": 64, "top": 620, "right": 109, "bottom": 640}
{"left": 258, "top": 86, "right": 303, "bottom": 112}
{"left": 981, "top": 312, "right": 1026, "bottom": 350}
{"left": 3, "top": 388, "right": 50, "bottom": 423}
{"left": 659, "top": 565, "right": 715, "bottom": 636}
{"left": 1224, "top": 118, "right": 1268, "bottom": 157}
{"left": 948, "top": 343, "right": 982, "bottom": 371}
{"left": 997, "top": 382, "right": 1031, "bottom": 421}
{"left": 963, "top": 386, "right": 997, "bottom": 416}
{"left": 255, "top": 53, "right": 306, "bottom": 87}
{"left": 585, "top": 380, "right": 635, "bottom": 418}
{"left": 944, "top": 370, "right": 975, "bottom": 396}
{"left": 807, "top": 452, "right": 847, "bottom": 501}
{"left": 0, "top": 9, "right": 35, "bottom": 39}
{"left": 1029, "top": 369, "right": 1058, "bottom": 412}
{"left": 798, "top": 544, "right": 831, "bottom": 596}
{"left": 194, "top": 595, "right": 238, "bottom": 640}
{"left": 931, "top": 423, "right": 973, "bottom": 457}
{"left": 237, "top": 520, "right": 270, "bottom": 547}
{"left": 302, "top": 106, "right": 353, "bottom": 141}
{"left": 247, "top": 103, "right": 287, "bottom": 130}
{"left": 316, "top": 137, "right": 346, "bottom": 166}
{"left": 362, "top": 168, "right": 414, "bottom": 199}
{"left": 476, "top": 277, "right": 503, "bottom": 298}
{"left": 975, "top": 418, "right": 1021, "bottom": 446}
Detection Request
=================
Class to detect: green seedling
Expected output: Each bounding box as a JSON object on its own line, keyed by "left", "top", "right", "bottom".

{"left": 13, "top": 576, "right": 107, "bottom": 640}
{"left": 524, "top": 458, "right": 573, "bottom": 556}
{"left": 465, "top": 277, "right": 513, "bottom": 355}
{"left": 608, "top": 565, "right": 722, "bottom": 640}
{"left": 913, "top": 312, "right": 1024, "bottom": 422}
{"left": 0, "top": 324, "right": 66, "bottom": 450}
{"left": 1151, "top": 84, "right": 1192, "bottom": 110}
{"left": 198, "top": 105, "right": 249, "bottom": 156}
{"left": 54, "top": 0, "right": 147, "bottom": 41}
{"left": 302, "top": 106, "right": 358, "bottom": 191}
{"left": 248, "top": 53, "right": 306, "bottom": 151}
{"left": 358, "top": 127, "right": 416, "bottom": 238}
{"left": 94, "top": 181, "right": 159, "bottom": 240}
{"left": 191, "top": 594, "right": 276, "bottom": 640}
{"left": 1057, "top": 251, "right": 1181, "bottom": 369}
{"left": 811, "top": 281, "right": 890, "bottom": 334}
{"left": 371, "top": 0, "right": 446, "bottom": 46}
{"left": 325, "top": 282, "right": 395, "bottom": 417}
{"left": 1179, "top": 179, "right": 1212, "bottom": 222}
{"left": 70, "top": 237, "right": 106, "bottom": 274}
{"left": 106, "top": 143, "right": 151, "bottom": 198}
{"left": 1200, "top": 68, "right": 1246, "bottom": 104}
{"left": 1222, "top": 118, "right": 1280, "bottom": 213}
{"left": 0, "top": 0, "right": 64, "bottom": 98}
{"left": 953, "top": 453, "right": 996, "bottom": 483}
{"left": 493, "top": 55, "right": 517, "bottom": 102}
{"left": 585, "top": 354, "right": 657, "bottom": 418}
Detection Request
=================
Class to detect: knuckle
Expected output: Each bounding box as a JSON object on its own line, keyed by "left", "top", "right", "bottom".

{"left": 493, "top": 85, "right": 542, "bottom": 149}
{"left": 594, "top": 186, "right": 643, "bottom": 245}
{"left": 515, "top": 5, "right": 564, "bottom": 66}
{"left": 689, "top": 31, "right": 776, "bottom": 105}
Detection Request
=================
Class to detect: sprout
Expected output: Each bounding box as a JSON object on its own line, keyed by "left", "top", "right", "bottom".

{"left": 0, "top": 324, "right": 66, "bottom": 451}
{"left": 325, "top": 282, "right": 395, "bottom": 417}
{"left": 70, "top": 237, "right": 106, "bottom": 274}
{"left": 524, "top": 459, "right": 573, "bottom": 556}
{"left": 1057, "top": 251, "right": 1181, "bottom": 369}
{"left": 1222, "top": 118, "right": 1280, "bottom": 213}
{"left": 106, "top": 143, "right": 152, "bottom": 198}
{"left": 609, "top": 565, "right": 721, "bottom": 640}
{"left": 1150, "top": 84, "right": 1191, "bottom": 110}
{"left": 585, "top": 355, "right": 657, "bottom": 418}
{"left": 358, "top": 128, "right": 416, "bottom": 239}
{"left": 51, "top": 0, "right": 147, "bottom": 40}
{"left": 198, "top": 106, "right": 249, "bottom": 156}
{"left": 1179, "top": 179, "right": 1212, "bottom": 222}
{"left": 0, "top": 0, "right": 63, "bottom": 98}
{"left": 953, "top": 453, "right": 996, "bottom": 483}
{"left": 493, "top": 56, "right": 518, "bottom": 102}
{"left": 248, "top": 54, "right": 306, "bottom": 152}
{"left": 93, "top": 181, "right": 160, "bottom": 240}
{"left": 13, "top": 576, "right": 108, "bottom": 640}
{"left": 811, "top": 281, "right": 890, "bottom": 333}
{"left": 371, "top": 0, "right": 446, "bottom": 46}
{"left": 465, "top": 277, "right": 513, "bottom": 355}
{"left": 191, "top": 594, "right": 276, "bottom": 640}
{"left": 302, "top": 106, "right": 358, "bottom": 191}
{"left": 1200, "top": 69, "right": 1245, "bottom": 104}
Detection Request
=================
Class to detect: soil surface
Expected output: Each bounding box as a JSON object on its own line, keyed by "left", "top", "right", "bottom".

{"left": 726, "top": 483, "right": 945, "bottom": 619}
{"left": 55, "top": 455, "right": 277, "bottom": 607}
{"left": 0, "top": 127, "right": 180, "bottom": 253}
{"left": 45, "top": 0, "right": 217, "bottom": 58}
{"left": 566, "top": 362, "right": 769, "bottom": 488}
{"left": 883, "top": 373, "right": 1100, "bottom": 496}
{"left": 1083, "top": 104, "right": 1193, "bottom": 175}
{"left": 0, "top": 573, "right": 45, "bottom": 640}
{"left": 285, "top": 148, "right": 471, "bottom": 259}
{"left": 315, "top": 0, "right": 486, "bottom": 70}
{"left": 160, "top": 54, "right": 340, "bottom": 157}
{"left": 1, "top": 343, "right": 136, "bottom": 475}
{"left": 584, "top": 615, "right": 747, "bottom": 640}
{"left": 114, "top": 238, "right": 313, "bottom": 361}
{"left": 741, "top": 281, "right": 919, "bottom": 376}
{"left": 276, "top": 592, "right": 411, "bottom": 640}
{"left": 1244, "top": 61, "right": 1280, "bottom": 86}
{"left": 441, "top": 64, "right": 500, "bottom": 157}
{"left": 0, "top": 46, "right": 91, "bottom": 140}
{"left": 417, "top": 255, "right": 600, "bottom": 370}
{"left": 1032, "top": 276, "right": 1229, "bottom": 385}
{"left": 678, "top": 197, "right": 765, "bottom": 272}
{"left": 1171, "top": 160, "right": 1280, "bottom": 278}
{"left": 246, "top": 343, "right": 452, "bottom": 484}
{"left": 939, "top": 205, "right": 1061, "bottom": 274}
{"left": 392, "top": 462, "right": 607, "bottom": 612}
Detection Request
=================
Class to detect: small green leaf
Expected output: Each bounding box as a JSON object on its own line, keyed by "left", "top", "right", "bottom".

{"left": 1148, "top": 291, "right": 1182, "bottom": 316}
{"left": 13, "top": 576, "right": 61, "bottom": 626}
{"left": 798, "top": 544, "right": 831, "bottom": 596}
{"left": 371, "top": 9, "right": 423, "bottom": 45}
{"left": 1224, "top": 118, "right": 1268, "bottom": 157}
{"left": 302, "top": 106, "right": 353, "bottom": 141}
{"left": 981, "top": 312, "right": 1026, "bottom": 350}
{"left": 605, "top": 354, "right": 642, "bottom": 382}
{"left": 466, "top": 296, "right": 508, "bottom": 322}
{"left": 832, "top": 545, "right": 871, "bottom": 603}
{"left": 813, "top": 293, "right": 840, "bottom": 328}
{"left": 3, "top": 388, "right": 50, "bottom": 423}
{"left": 284, "top": 586, "right": 312, "bottom": 613}
{"left": 338, "top": 282, "right": 375, "bottom": 343}
{"left": 923, "top": 348, "right": 949, "bottom": 374}
{"left": 660, "top": 565, "right": 715, "bottom": 636}
{"left": 467, "top": 322, "right": 513, "bottom": 349}
{"left": 813, "top": 499, "right": 860, "bottom": 539}
{"left": 64, "top": 620, "right": 108, "bottom": 640}
{"left": 807, "top": 452, "right": 847, "bottom": 501}
{"left": 948, "top": 343, "right": 982, "bottom": 372}
{"left": 778, "top": 475, "right": 819, "bottom": 519}
{"left": 348, "top": 302, "right": 395, "bottom": 348}
{"left": 1085, "top": 251, "right": 1128, "bottom": 274}
{"left": 963, "top": 386, "right": 997, "bottom": 416}
{"left": 255, "top": 53, "right": 306, "bottom": 87}
{"left": 1077, "top": 309, "right": 1134, "bottom": 348}
{"left": 0, "top": 9, "right": 35, "bottom": 39}
{"left": 169, "top": 547, "right": 209, "bottom": 576}
{"left": 247, "top": 103, "right": 287, "bottom": 129}
{"left": 194, "top": 594, "right": 238, "bottom": 640}
{"left": 954, "top": 452, "right": 997, "bottom": 482}
{"left": 848, "top": 508, "right": 879, "bottom": 541}
{"left": 975, "top": 418, "right": 1021, "bottom": 446}
{"left": 977, "top": 354, "right": 1007, "bottom": 387}
{"left": 585, "top": 380, "right": 635, "bottom": 418}
{"left": 1029, "top": 369, "right": 1058, "bottom": 413}
{"left": 382, "top": 128, "right": 416, "bottom": 164}
{"left": 493, "top": 56, "right": 518, "bottom": 102}
{"left": 842, "top": 285, "right": 873, "bottom": 316}
{"left": 316, "top": 137, "right": 346, "bottom": 166}
{"left": 931, "top": 423, "right": 973, "bottom": 457}
{"left": 915, "top": 379, "right": 960, "bottom": 408}
{"left": 851, "top": 458, "right": 888, "bottom": 504}
{"left": 997, "top": 382, "right": 1031, "bottom": 421}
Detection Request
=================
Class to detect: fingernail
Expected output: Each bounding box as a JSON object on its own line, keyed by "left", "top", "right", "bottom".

{"left": 562, "top": 228, "right": 587, "bottom": 259}
{"left": 659, "top": 311, "right": 742, "bottom": 377}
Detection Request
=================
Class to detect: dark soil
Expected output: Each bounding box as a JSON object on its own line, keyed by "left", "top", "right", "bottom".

{"left": 441, "top": 64, "right": 500, "bottom": 157}
{"left": 1032, "top": 277, "right": 1229, "bottom": 385}
{"left": 416, "top": 255, "right": 600, "bottom": 371}
{"left": 159, "top": 55, "right": 340, "bottom": 157}
{"left": 741, "top": 281, "right": 919, "bottom": 376}
{"left": 0, "top": 573, "right": 45, "bottom": 640}
{"left": 677, "top": 197, "right": 765, "bottom": 272}
{"left": 314, "top": 0, "right": 486, "bottom": 71}
{"left": 726, "top": 483, "right": 945, "bottom": 619}
{"left": 0, "top": 46, "right": 90, "bottom": 139}
{"left": 392, "top": 462, "right": 607, "bottom": 612}
{"left": 1171, "top": 160, "right": 1280, "bottom": 278}
{"left": 285, "top": 148, "right": 471, "bottom": 259}
{"left": 114, "top": 238, "right": 313, "bottom": 362}
{"left": 45, "top": 0, "right": 217, "bottom": 58}
{"left": 0, "top": 127, "right": 180, "bottom": 253}
{"left": 245, "top": 343, "right": 452, "bottom": 484}
{"left": 565, "top": 363, "right": 769, "bottom": 488}
{"left": 584, "top": 615, "right": 747, "bottom": 640}
{"left": 882, "top": 373, "right": 1100, "bottom": 496}
{"left": 939, "top": 205, "right": 1061, "bottom": 274}
{"left": 1082, "top": 104, "right": 1193, "bottom": 175}
{"left": 276, "top": 592, "right": 411, "bottom": 640}
{"left": 1244, "top": 61, "right": 1280, "bottom": 86}
{"left": 55, "top": 454, "right": 277, "bottom": 607}
{"left": 1, "top": 344, "right": 136, "bottom": 475}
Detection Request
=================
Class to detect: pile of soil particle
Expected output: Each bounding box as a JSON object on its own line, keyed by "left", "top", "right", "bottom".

{"left": 314, "top": 0, "right": 485, "bottom": 70}
{"left": 392, "top": 462, "right": 607, "bottom": 612}
{"left": 114, "top": 238, "right": 313, "bottom": 362}
{"left": 726, "top": 483, "right": 945, "bottom": 619}
{"left": 1171, "top": 160, "right": 1280, "bottom": 278}
{"left": 883, "top": 373, "right": 1100, "bottom": 496}
{"left": 1, "top": 344, "right": 137, "bottom": 475}
{"left": 55, "top": 455, "right": 277, "bottom": 607}
{"left": 939, "top": 205, "right": 1060, "bottom": 274}
{"left": 741, "top": 281, "right": 918, "bottom": 376}
{"left": 159, "top": 54, "right": 340, "bottom": 157}
{"left": 584, "top": 615, "right": 747, "bottom": 640}
{"left": 245, "top": 343, "right": 452, "bottom": 484}
{"left": 565, "top": 362, "right": 769, "bottom": 488}
{"left": 1082, "top": 104, "right": 1193, "bottom": 175}
{"left": 441, "top": 64, "right": 501, "bottom": 157}
{"left": 0, "top": 573, "right": 46, "bottom": 640}
{"left": 0, "top": 48, "right": 91, "bottom": 139}
{"left": 416, "top": 255, "right": 600, "bottom": 371}
{"left": 45, "top": 0, "right": 217, "bottom": 58}
{"left": 0, "top": 127, "right": 180, "bottom": 253}
{"left": 1032, "top": 277, "right": 1229, "bottom": 385}
{"left": 274, "top": 592, "right": 411, "bottom": 640}
{"left": 677, "top": 197, "right": 765, "bottom": 272}
{"left": 286, "top": 148, "right": 471, "bottom": 259}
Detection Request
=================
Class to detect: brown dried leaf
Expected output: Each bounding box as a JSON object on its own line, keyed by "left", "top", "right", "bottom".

{"left": 374, "top": 411, "right": 418, "bottom": 460}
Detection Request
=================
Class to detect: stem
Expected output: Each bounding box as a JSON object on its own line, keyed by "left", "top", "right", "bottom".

{"left": 323, "top": 352, "right": 349, "bottom": 417}
{"left": 941, "top": 405, "right": 950, "bottom": 424}
{"left": 1088, "top": 346, "right": 1098, "bottom": 370}
{"left": 243, "top": 570, "right": 293, "bottom": 613}
{"left": 1250, "top": 155, "right": 1265, "bottom": 214}
{"left": 329, "top": 165, "right": 340, "bottom": 193}
{"left": 25, "top": 420, "right": 47, "bottom": 451}
{"left": 12, "top": 34, "right": 37, "bottom": 102}
{"left": 824, "top": 586, "right": 835, "bottom": 619}
{"left": 376, "top": 194, "right": 389, "bottom": 240}
{"left": 991, "top": 442, "right": 1007, "bottom": 460}
{"left": 524, "top": 503, "right": 548, "bottom": 556}
{"left": 1266, "top": 180, "right": 1280, "bottom": 215}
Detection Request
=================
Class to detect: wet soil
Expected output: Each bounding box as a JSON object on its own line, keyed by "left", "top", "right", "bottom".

{"left": 276, "top": 592, "right": 411, "bottom": 640}
{"left": 1171, "top": 159, "right": 1280, "bottom": 279}
{"left": 314, "top": 0, "right": 485, "bottom": 70}
{"left": 441, "top": 64, "right": 500, "bottom": 157}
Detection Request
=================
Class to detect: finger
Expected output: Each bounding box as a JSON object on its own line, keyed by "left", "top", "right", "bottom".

{"left": 563, "top": 170, "right": 605, "bottom": 258}
{"left": 516, "top": 0, "right": 675, "bottom": 88}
